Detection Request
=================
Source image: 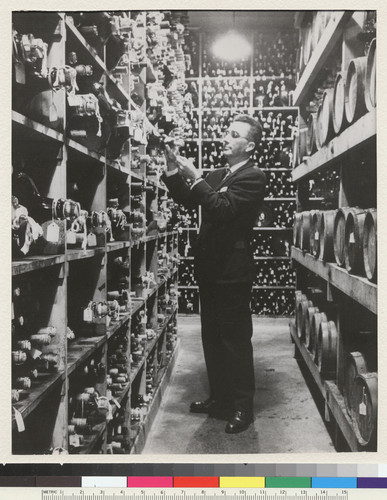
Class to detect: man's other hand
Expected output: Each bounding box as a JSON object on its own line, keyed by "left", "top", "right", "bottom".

{"left": 176, "top": 155, "right": 201, "bottom": 182}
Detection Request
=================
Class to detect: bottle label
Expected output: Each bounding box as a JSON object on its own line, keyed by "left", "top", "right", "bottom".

{"left": 67, "top": 230, "right": 76, "bottom": 244}
{"left": 359, "top": 401, "right": 367, "bottom": 416}
{"left": 349, "top": 232, "right": 355, "bottom": 244}
{"left": 87, "top": 232, "right": 97, "bottom": 247}
{"left": 69, "top": 433, "right": 80, "bottom": 448}
{"left": 83, "top": 307, "right": 93, "bottom": 323}
{"left": 46, "top": 222, "right": 60, "bottom": 243}
{"left": 14, "top": 408, "right": 25, "bottom": 433}
{"left": 31, "top": 348, "right": 42, "bottom": 360}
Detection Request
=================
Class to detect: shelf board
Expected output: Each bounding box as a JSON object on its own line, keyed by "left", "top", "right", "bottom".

{"left": 157, "top": 306, "right": 178, "bottom": 337}
{"left": 107, "top": 241, "right": 131, "bottom": 253}
{"left": 12, "top": 111, "right": 64, "bottom": 143}
{"left": 65, "top": 19, "right": 106, "bottom": 73}
{"left": 200, "top": 75, "right": 294, "bottom": 81}
{"left": 67, "top": 334, "right": 107, "bottom": 376}
{"left": 130, "top": 357, "right": 146, "bottom": 384}
{"left": 201, "top": 137, "right": 293, "bottom": 142}
{"left": 143, "top": 234, "right": 159, "bottom": 244}
{"left": 202, "top": 106, "right": 298, "bottom": 112}
{"left": 65, "top": 138, "right": 106, "bottom": 164}
{"left": 76, "top": 421, "right": 106, "bottom": 455}
{"left": 289, "top": 319, "right": 326, "bottom": 398}
{"left": 107, "top": 312, "right": 131, "bottom": 339}
{"left": 293, "top": 11, "right": 353, "bottom": 106}
{"left": 324, "top": 380, "right": 360, "bottom": 452}
{"left": 292, "top": 110, "right": 376, "bottom": 182}
{"left": 180, "top": 256, "right": 194, "bottom": 260}
{"left": 291, "top": 247, "right": 377, "bottom": 314}
{"left": 253, "top": 286, "right": 295, "bottom": 290}
{"left": 253, "top": 227, "right": 292, "bottom": 231}
{"left": 12, "top": 372, "right": 64, "bottom": 425}
{"left": 67, "top": 247, "right": 105, "bottom": 262}
{"left": 178, "top": 286, "right": 198, "bottom": 289}
{"left": 254, "top": 256, "right": 290, "bottom": 260}
{"left": 265, "top": 197, "right": 296, "bottom": 201}
{"left": 261, "top": 168, "right": 292, "bottom": 172}
{"left": 12, "top": 254, "right": 66, "bottom": 276}
{"left": 131, "top": 299, "right": 145, "bottom": 316}
{"left": 106, "top": 160, "right": 130, "bottom": 176}
{"left": 130, "top": 170, "right": 145, "bottom": 182}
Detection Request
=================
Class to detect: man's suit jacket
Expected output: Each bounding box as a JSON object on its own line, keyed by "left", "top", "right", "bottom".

{"left": 162, "top": 159, "right": 266, "bottom": 284}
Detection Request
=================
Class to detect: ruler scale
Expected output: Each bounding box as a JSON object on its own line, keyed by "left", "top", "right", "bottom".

{"left": 0, "top": 489, "right": 385, "bottom": 500}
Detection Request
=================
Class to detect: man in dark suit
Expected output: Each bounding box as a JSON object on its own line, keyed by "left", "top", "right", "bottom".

{"left": 162, "top": 114, "right": 266, "bottom": 433}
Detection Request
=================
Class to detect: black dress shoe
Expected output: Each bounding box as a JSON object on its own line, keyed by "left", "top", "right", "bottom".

{"left": 190, "top": 398, "right": 216, "bottom": 414}
{"left": 225, "top": 411, "right": 253, "bottom": 434}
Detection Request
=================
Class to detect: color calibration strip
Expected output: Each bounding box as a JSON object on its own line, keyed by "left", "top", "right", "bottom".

{"left": 1, "top": 476, "right": 387, "bottom": 489}
{"left": 1, "top": 464, "right": 387, "bottom": 488}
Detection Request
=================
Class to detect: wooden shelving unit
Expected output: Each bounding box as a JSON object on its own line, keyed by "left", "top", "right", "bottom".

{"left": 11, "top": 10, "right": 183, "bottom": 455}
{"left": 291, "top": 10, "right": 377, "bottom": 452}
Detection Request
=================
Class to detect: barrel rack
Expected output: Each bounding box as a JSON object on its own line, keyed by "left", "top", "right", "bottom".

{"left": 290, "top": 11, "right": 377, "bottom": 452}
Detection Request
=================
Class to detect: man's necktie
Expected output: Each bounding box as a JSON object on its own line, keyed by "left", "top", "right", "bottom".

{"left": 223, "top": 165, "right": 231, "bottom": 180}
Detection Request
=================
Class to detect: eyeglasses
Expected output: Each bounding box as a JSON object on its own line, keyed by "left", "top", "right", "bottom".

{"left": 222, "top": 130, "right": 250, "bottom": 140}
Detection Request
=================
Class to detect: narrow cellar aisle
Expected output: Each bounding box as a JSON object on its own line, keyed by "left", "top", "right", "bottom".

{"left": 143, "top": 316, "right": 334, "bottom": 454}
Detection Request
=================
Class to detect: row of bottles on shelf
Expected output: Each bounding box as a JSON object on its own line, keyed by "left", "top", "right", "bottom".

{"left": 180, "top": 138, "right": 293, "bottom": 171}
{"left": 253, "top": 260, "right": 295, "bottom": 287}
{"left": 175, "top": 203, "right": 295, "bottom": 235}
{"left": 13, "top": 10, "right": 196, "bottom": 161}
{"left": 13, "top": 282, "right": 178, "bottom": 453}
{"left": 65, "top": 11, "right": 190, "bottom": 69}
{"left": 177, "top": 287, "right": 296, "bottom": 316}
{"left": 177, "top": 229, "right": 293, "bottom": 259}
{"left": 252, "top": 289, "right": 294, "bottom": 316}
{"left": 201, "top": 109, "right": 297, "bottom": 140}
{"left": 164, "top": 258, "right": 295, "bottom": 288}
{"left": 177, "top": 257, "right": 296, "bottom": 285}
{"left": 202, "top": 78, "right": 250, "bottom": 107}
{"left": 253, "top": 32, "right": 297, "bottom": 77}
{"left": 265, "top": 171, "right": 296, "bottom": 198}
{"left": 252, "top": 232, "right": 292, "bottom": 257}
{"left": 305, "top": 167, "right": 340, "bottom": 202}
{"left": 197, "top": 76, "right": 294, "bottom": 109}
{"left": 253, "top": 79, "right": 294, "bottom": 107}
{"left": 12, "top": 170, "right": 190, "bottom": 258}
{"left": 256, "top": 201, "right": 296, "bottom": 228}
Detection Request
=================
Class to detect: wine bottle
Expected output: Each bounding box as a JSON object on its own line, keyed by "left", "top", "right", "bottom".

{"left": 13, "top": 172, "right": 80, "bottom": 224}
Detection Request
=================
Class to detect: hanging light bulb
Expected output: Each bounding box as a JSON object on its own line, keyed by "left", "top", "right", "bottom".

{"left": 212, "top": 30, "right": 252, "bottom": 62}
{"left": 211, "top": 13, "right": 252, "bottom": 62}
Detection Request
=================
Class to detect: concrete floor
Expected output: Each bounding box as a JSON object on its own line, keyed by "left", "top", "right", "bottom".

{"left": 143, "top": 316, "right": 334, "bottom": 454}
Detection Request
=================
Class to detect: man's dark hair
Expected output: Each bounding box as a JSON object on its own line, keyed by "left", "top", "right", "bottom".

{"left": 233, "top": 114, "right": 262, "bottom": 149}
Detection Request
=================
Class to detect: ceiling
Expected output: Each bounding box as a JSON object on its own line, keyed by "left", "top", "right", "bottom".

{"left": 187, "top": 10, "right": 296, "bottom": 32}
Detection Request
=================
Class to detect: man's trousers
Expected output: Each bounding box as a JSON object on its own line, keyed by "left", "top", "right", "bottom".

{"left": 198, "top": 282, "right": 255, "bottom": 413}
